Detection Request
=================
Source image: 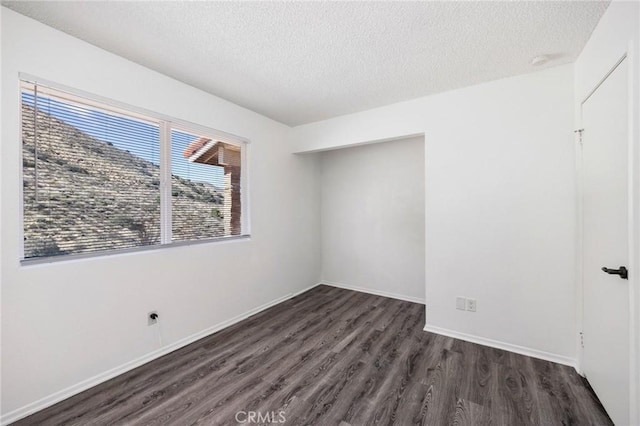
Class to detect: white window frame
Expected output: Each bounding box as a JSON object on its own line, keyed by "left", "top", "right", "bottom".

{"left": 19, "top": 73, "right": 251, "bottom": 265}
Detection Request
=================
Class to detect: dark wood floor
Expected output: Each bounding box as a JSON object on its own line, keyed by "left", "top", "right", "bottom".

{"left": 13, "top": 285, "right": 611, "bottom": 426}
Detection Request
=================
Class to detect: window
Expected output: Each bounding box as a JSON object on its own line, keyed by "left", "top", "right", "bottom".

{"left": 20, "top": 79, "right": 247, "bottom": 262}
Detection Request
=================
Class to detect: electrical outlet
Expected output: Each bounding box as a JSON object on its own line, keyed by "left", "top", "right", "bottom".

{"left": 456, "top": 297, "right": 466, "bottom": 310}
{"left": 466, "top": 299, "right": 476, "bottom": 312}
{"left": 148, "top": 311, "right": 158, "bottom": 326}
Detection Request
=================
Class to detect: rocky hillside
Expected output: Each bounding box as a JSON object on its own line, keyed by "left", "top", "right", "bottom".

{"left": 22, "top": 103, "right": 227, "bottom": 258}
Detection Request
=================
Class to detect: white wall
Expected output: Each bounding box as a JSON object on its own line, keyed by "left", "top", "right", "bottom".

{"left": 319, "top": 137, "right": 425, "bottom": 303}
{"left": 293, "top": 64, "right": 578, "bottom": 364}
{"left": 0, "top": 8, "right": 321, "bottom": 421}
{"left": 574, "top": 1, "right": 640, "bottom": 423}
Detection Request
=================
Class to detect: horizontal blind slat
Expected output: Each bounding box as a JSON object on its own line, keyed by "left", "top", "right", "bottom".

{"left": 21, "top": 81, "right": 244, "bottom": 261}
{"left": 22, "top": 84, "right": 161, "bottom": 259}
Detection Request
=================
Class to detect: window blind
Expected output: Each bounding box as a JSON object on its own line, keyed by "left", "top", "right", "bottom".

{"left": 22, "top": 82, "right": 161, "bottom": 258}
{"left": 20, "top": 80, "right": 246, "bottom": 261}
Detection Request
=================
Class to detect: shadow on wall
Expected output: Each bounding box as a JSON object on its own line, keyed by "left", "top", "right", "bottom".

{"left": 313, "top": 135, "right": 426, "bottom": 303}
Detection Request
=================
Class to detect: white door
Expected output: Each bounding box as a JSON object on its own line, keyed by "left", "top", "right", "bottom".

{"left": 582, "top": 57, "right": 630, "bottom": 426}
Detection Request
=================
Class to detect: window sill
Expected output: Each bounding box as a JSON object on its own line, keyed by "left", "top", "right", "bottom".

{"left": 20, "top": 234, "right": 251, "bottom": 267}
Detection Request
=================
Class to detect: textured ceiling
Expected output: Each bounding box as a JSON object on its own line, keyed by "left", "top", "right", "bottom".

{"left": 2, "top": 1, "right": 609, "bottom": 126}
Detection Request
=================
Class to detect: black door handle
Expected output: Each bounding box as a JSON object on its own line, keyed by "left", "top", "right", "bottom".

{"left": 601, "top": 266, "right": 628, "bottom": 279}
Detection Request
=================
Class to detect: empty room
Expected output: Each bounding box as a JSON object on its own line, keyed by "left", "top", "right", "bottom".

{"left": 1, "top": 1, "right": 639, "bottom": 425}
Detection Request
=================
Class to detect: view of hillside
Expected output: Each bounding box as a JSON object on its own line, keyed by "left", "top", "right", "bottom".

{"left": 22, "top": 103, "right": 227, "bottom": 258}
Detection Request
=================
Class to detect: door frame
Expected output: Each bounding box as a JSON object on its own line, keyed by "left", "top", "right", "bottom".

{"left": 575, "top": 40, "right": 638, "bottom": 424}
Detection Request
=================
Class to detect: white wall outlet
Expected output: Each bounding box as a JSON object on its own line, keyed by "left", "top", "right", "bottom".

{"left": 148, "top": 311, "right": 158, "bottom": 326}
{"left": 456, "top": 297, "right": 466, "bottom": 310}
{"left": 466, "top": 299, "right": 476, "bottom": 312}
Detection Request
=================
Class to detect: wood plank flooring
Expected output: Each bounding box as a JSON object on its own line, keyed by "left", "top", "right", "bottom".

{"left": 13, "top": 285, "right": 612, "bottom": 425}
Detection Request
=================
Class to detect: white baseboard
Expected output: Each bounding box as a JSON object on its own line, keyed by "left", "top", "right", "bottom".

{"left": 292, "top": 281, "right": 323, "bottom": 297}
{"left": 320, "top": 280, "right": 425, "bottom": 304}
{"left": 423, "top": 324, "right": 578, "bottom": 369}
{"left": 320, "top": 283, "right": 575, "bottom": 368}
{"left": 1, "top": 287, "right": 315, "bottom": 426}
{"left": 5, "top": 281, "right": 575, "bottom": 424}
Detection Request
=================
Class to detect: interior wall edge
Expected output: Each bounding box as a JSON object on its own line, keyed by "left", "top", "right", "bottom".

{"left": 292, "top": 132, "right": 425, "bottom": 154}
{"left": 423, "top": 324, "right": 578, "bottom": 370}
{"left": 320, "top": 280, "right": 425, "bottom": 305}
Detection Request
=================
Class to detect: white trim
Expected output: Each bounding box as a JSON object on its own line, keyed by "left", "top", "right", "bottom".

{"left": 292, "top": 281, "right": 324, "bottom": 297}
{"left": 581, "top": 54, "right": 627, "bottom": 105}
{"left": 20, "top": 234, "right": 251, "bottom": 267}
{"left": 241, "top": 137, "right": 250, "bottom": 236}
{"left": 423, "top": 324, "right": 578, "bottom": 369}
{"left": 626, "top": 38, "right": 639, "bottom": 426}
{"left": 320, "top": 280, "right": 425, "bottom": 304}
{"left": 17, "top": 78, "right": 25, "bottom": 268}
{"left": 0, "top": 287, "right": 313, "bottom": 425}
{"left": 574, "top": 122, "right": 585, "bottom": 375}
{"left": 160, "top": 121, "right": 172, "bottom": 244}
